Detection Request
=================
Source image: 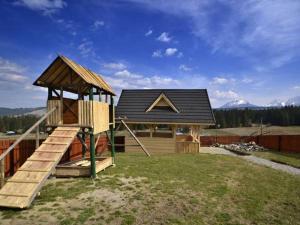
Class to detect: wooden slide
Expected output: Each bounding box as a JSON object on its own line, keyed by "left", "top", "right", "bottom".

{"left": 0, "top": 126, "right": 80, "bottom": 209}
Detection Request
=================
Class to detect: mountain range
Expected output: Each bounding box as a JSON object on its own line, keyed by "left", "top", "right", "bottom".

{"left": 220, "top": 96, "right": 300, "bottom": 109}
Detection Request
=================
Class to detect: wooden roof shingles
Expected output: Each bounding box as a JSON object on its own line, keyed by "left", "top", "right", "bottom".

{"left": 33, "top": 55, "right": 115, "bottom": 95}
{"left": 116, "top": 89, "right": 216, "bottom": 125}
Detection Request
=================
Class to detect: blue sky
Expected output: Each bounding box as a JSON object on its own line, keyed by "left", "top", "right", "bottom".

{"left": 0, "top": 0, "right": 300, "bottom": 108}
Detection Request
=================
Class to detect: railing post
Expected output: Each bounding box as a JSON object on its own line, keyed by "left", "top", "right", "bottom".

{"left": 89, "top": 87, "right": 96, "bottom": 178}
{"left": 0, "top": 159, "right": 4, "bottom": 188}
{"left": 36, "top": 125, "right": 40, "bottom": 149}
{"left": 9, "top": 146, "right": 14, "bottom": 176}
{"left": 110, "top": 95, "right": 115, "bottom": 164}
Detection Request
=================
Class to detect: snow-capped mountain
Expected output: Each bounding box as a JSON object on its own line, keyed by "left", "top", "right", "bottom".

{"left": 220, "top": 99, "right": 258, "bottom": 109}
{"left": 266, "top": 99, "right": 286, "bottom": 107}
{"left": 286, "top": 96, "right": 300, "bottom": 106}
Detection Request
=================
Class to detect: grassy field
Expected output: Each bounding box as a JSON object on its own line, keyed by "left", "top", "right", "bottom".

{"left": 203, "top": 126, "right": 300, "bottom": 136}
{"left": 1, "top": 153, "right": 300, "bottom": 225}
{"left": 253, "top": 151, "right": 300, "bottom": 168}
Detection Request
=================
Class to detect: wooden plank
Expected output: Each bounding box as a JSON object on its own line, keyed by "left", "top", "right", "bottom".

{"left": 0, "top": 159, "right": 4, "bottom": 188}
{"left": 122, "top": 120, "right": 150, "bottom": 156}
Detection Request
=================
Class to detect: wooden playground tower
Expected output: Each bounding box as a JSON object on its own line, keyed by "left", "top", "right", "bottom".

{"left": 0, "top": 55, "right": 115, "bottom": 208}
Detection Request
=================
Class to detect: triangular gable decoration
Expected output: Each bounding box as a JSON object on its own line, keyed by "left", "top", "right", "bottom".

{"left": 146, "top": 93, "right": 179, "bottom": 113}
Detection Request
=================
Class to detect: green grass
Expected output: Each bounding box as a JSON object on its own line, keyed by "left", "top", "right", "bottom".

{"left": 253, "top": 151, "right": 300, "bottom": 168}
{"left": 1, "top": 153, "right": 300, "bottom": 225}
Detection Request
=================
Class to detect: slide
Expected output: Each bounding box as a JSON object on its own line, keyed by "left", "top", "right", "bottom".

{"left": 0, "top": 126, "right": 80, "bottom": 208}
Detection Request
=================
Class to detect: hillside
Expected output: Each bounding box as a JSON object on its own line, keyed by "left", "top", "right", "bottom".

{"left": 0, "top": 107, "right": 45, "bottom": 116}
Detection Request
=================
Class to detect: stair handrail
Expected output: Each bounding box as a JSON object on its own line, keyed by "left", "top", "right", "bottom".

{"left": 0, "top": 107, "right": 57, "bottom": 161}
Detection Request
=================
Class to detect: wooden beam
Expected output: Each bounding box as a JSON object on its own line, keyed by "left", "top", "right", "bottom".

{"left": 0, "top": 159, "right": 4, "bottom": 188}
{"left": 121, "top": 120, "right": 150, "bottom": 157}
{"left": 36, "top": 125, "right": 40, "bottom": 149}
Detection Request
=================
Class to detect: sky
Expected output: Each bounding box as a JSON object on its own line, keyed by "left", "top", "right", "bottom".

{"left": 0, "top": 0, "right": 300, "bottom": 108}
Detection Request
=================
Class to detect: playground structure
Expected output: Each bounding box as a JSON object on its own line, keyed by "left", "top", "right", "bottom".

{"left": 0, "top": 55, "right": 115, "bottom": 208}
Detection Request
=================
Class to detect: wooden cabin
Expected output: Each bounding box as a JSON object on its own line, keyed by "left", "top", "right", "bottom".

{"left": 116, "top": 89, "right": 215, "bottom": 154}
{"left": 33, "top": 55, "right": 115, "bottom": 134}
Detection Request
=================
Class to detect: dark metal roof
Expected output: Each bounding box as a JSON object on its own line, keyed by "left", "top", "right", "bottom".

{"left": 116, "top": 89, "right": 215, "bottom": 125}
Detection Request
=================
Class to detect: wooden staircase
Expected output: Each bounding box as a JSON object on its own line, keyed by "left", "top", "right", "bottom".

{"left": 0, "top": 126, "right": 80, "bottom": 208}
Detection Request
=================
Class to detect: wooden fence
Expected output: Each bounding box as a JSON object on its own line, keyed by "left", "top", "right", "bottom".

{"left": 200, "top": 135, "right": 300, "bottom": 153}
{"left": 0, "top": 136, "right": 108, "bottom": 177}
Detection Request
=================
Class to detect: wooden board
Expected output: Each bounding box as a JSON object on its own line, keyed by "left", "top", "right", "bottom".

{"left": 47, "top": 100, "right": 62, "bottom": 126}
{"left": 78, "top": 100, "right": 109, "bottom": 134}
{"left": 55, "top": 157, "right": 112, "bottom": 177}
{"left": 125, "top": 136, "right": 175, "bottom": 154}
{"left": 0, "top": 126, "right": 80, "bottom": 209}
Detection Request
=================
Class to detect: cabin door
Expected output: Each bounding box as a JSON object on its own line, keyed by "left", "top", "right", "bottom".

{"left": 62, "top": 98, "right": 78, "bottom": 124}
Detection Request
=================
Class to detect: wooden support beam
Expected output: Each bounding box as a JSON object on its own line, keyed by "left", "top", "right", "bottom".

{"left": 0, "top": 159, "right": 4, "bottom": 188}
{"left": 121, "top": 120, "right": 150, "bottom": 157}
{"left": 36, "top": 125, "right": 40, "bottom": 149}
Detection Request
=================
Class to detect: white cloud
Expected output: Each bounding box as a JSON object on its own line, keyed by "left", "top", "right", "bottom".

{"left": 213, "top": 90, "right": 239, "bottom": 100}
{"left": 0, "top": 57, "right": 27, "bottom": 83}
{"left": 114, "top": 70, "right": 142, "bottom": 79}
{"left": 92, "top": 20, "right": 105, "bottom": 30}
{"left": 293, "top": 86, "right": 300, "bottom": 90}
{"left": 211, "top": 77, "right": 228, "bottom": 85}
{"left": 106, "top": 69, "right": 180, "bottom": 93}
{"left": 145, "top": 29, "right": 153, "bottom": 36}
{"left": 165, "top": 48, "right": 178, "bottom": 56}
{"left": 179, "top": 64, "right": 192, "bottom": 71}
{"left": 78, "top": 39, "right": 94, "bottom": 57}
{"left": 152, "top": 49, "right": 162, "bottom": 58}
{"left": 242, "top": 77, "right": 253, "bottom": 84}
{"left": 157, "top": 32, "right": 172, "bottom": 42}
{"left": 103, "top": 62, "right": 126, "bottom": 70}
{"left": 129, "top": 0, "right": 300, "bottom": 68}
{"left": 177, "top": 52, "right": 183, "bottom": 58}
{"left": 14, "top": 0, "right": 67, "bottom": 15}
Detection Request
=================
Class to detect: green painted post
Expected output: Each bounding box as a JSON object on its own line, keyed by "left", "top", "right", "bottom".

{"left": 110, "top": 95, "right": 115, "bottom": 164}
{"left": 89, "top": 87, "right": 96, "bottom": 178}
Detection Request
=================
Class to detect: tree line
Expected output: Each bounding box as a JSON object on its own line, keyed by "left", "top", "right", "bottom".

{"left": 0, "top": 115, "right": 45, "bottom": 133}
{"left": 213, "top": 106, "right": 300, "bottom": 128}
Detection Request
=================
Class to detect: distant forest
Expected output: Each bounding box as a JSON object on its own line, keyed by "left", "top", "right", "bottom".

{"left": 0, "top": 115, "right": 44, "bottom": 133}
{"left": 1, "top": 106, "right": 300, "bottom": 133}
{"left": 214, "top": 106, "right": 300, "bottom": 128}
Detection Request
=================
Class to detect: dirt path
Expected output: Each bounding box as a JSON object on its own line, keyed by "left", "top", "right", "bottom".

{"left": 200, "top": 147, "right": 300, "bottom": 176}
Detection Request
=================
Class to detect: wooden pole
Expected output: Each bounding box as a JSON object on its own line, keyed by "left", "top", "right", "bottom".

{"left": 0, "top": 159, "right": 4, "bottom": 188}
{"left": 89, "top": 87, "right": 96, "bottom": 178}
{"left": 110, "top": 95, "right": 115, "bottom": 163}
{"left": 35, "top": 125, "right": 40, "bottom": 149}
{"left": 121, "top": 120, "right": 150, "bottom": 157}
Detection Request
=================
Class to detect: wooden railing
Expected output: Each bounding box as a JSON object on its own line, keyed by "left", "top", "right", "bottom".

{"left": 0, "top": 107, "right": 57, "bottom": 187}
{"left": 176, "top": 141, "right": 200, "bottom": 153}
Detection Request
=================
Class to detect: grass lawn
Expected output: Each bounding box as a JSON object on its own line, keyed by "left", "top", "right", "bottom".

{"left": 253, "top": 151, "right": 300, "bottom": 168}
{"left": 1, "top": 153, "right": 300, "bottom": 225}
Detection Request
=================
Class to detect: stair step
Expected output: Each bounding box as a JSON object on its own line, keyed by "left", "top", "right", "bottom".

{"left": 0, "top": 193, "right": 29, "bottom": 197}
{"left": 7, "top": 179, "right": 40, "bottom": 184}
{"left": 35, "top": 150, "right": 64, "bottom": 153}
{"left": 43, "top": 142, "right": 69, "bottom": 145}
{"left": 27, "top": 158, "right": 57, "bottom": 162}
{"left": 49, "top": 135, "right": 75, "bottom": 138}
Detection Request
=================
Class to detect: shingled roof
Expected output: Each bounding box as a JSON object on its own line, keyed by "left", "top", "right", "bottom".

{"left": 116, "top": 89, "right": 215, "bottom": 125}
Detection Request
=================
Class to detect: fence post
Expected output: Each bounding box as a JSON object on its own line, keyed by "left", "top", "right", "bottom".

{"left": 0, "top": 159, "right": 4, "bottom": 188}
{"left": 9, "top": 147, "right": 14, "bottom": 176}
{"left": 36, "top": 125, "right": 40, "bottom": 149}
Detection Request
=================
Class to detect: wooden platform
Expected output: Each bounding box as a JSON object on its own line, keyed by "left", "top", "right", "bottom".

{"left": 55, "top": 157, "right": 113, "bottom": 177}
{"left": 0, "top": 126, "right": 80, "bottom": 209}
